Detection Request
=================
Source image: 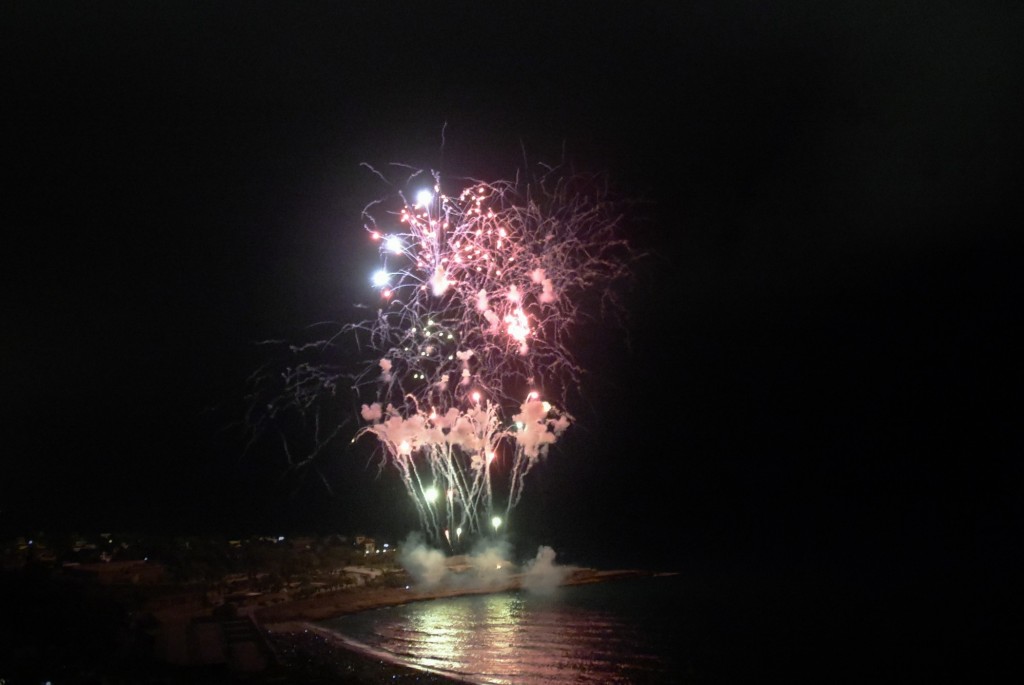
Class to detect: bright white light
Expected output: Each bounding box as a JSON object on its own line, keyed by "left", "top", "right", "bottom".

{"left": 424, "top": 486, "right": 439, "bottom": 503}
{"left": 385, "top": 235, "right": 403, "bottom": 254}
{"left": 372, "top": 269, "right": 390, "bottom": 287}
{"left": 505, "top": 308, "right": 530, "bottom": 344}
{"left": 416, "top": 189, "right": 433, "bottom": 207}
{"left": 430, "top": 265, "right": 450, "bottom": 296}
{"left": 491, "top": 515, "right": 502, "bottom": 531}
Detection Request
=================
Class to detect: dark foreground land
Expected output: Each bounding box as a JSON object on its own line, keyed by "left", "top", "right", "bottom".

{"left": 0, "top": 570, "right": 440, "bottom": 685}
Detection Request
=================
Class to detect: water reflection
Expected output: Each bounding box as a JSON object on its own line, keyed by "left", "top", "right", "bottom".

{"left": 359, "top": 591, "right": 654, "bottom": 684}
{"left": 321, "top": 581, "right": 671, "bottom": 683}
{"left": 392, "top": 594, "right": 525, "bottom": 680}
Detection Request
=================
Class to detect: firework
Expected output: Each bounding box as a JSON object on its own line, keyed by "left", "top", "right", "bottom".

{"left": 244, "top": 160, "right": 636, "bottom": 547}
{"left": 345, "top": 164, "right": 635, "bottom": 545}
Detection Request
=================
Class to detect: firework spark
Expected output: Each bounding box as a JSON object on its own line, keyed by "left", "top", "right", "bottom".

{"left": 344, "top": 165, "right": 635, "bottom": 545}
{"left": 245, "top": 161, "right": 637, "bottom": 547}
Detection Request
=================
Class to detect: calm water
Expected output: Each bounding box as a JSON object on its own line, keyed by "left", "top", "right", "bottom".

{"left": 317, "top": 574, "right": 688, "bottom": 684}
{"left": 312, "top": 568, "right": 983, "bottom": 683}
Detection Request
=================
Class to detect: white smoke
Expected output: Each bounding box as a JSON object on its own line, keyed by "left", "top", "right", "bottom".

{"left": 521, "top": 545, "right": 569, "bottom": 596}
{"left": 398, "top": 533, "right": 449, "bottom": 588}
{"left": 398, "top": 535, "right": 518, "bottom": 591}
{"left": 468, "top": 538, "right": 513, "bottom": 589}
{"left": 398, "top": 537, "right": 570, "bottom": 597}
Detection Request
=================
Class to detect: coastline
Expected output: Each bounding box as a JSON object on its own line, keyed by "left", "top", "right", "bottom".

{"left": 255, "top": 566, "right": 650, "bottom": 624}
{"left": 265, "top": 622, "right": 476, "bottom": 684}
{"left": 255, "top": 567, "right": 655, "bottom": 684}
{"left": 0, "top": 561, "right": 662, "bottom": 684}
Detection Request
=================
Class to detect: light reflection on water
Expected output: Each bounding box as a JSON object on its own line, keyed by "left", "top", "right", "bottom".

{"left": 320, "top": 584, "right": 672, "bottom": 684}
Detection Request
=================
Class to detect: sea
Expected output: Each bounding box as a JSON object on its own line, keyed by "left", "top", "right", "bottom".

{"left": 314, "top": 573, "right": 695, "bottom": 684}
{"left": 310, "top": 564, "right": 985, "bottom": 684}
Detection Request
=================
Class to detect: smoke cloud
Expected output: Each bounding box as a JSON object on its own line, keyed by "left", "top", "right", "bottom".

{"left": 398, "top": 537, "right": 570, "bottom": 597}
{"left": 468, "top": 538, "right": 513, "bottom": 589}
{"left": 521, "top": 545, "right": 569, "bottom": 596}
{"left": 398, "top": 533, "right": 449, "bottom": 588}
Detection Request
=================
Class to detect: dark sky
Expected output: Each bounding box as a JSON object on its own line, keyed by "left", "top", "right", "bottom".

{"left": 5, "top": 1, "right": 1022, "bottom": 581}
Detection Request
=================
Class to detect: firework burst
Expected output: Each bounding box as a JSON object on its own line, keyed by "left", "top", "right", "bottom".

{"left": 246, "top": 160, "right": 637, "bottom": 547}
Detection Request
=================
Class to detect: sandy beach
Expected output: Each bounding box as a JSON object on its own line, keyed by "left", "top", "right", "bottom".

{"left": 255, "top": 566, "right": 648, "bottom": 623}
{"left": 252, "top": 567, "right": 653, "bottom": 684}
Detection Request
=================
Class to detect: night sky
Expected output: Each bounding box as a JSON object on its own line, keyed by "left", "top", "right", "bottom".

{"left": 5, "top": 0, "right": 1022, "bottom": 595}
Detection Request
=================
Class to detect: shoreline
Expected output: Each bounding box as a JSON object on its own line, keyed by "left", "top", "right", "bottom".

{"left": 0, "top": 562, "right": 666, "bottom": 684}
{"left": 256, "top": 567, "right": 659, "bottom": 684}
{"left": 267, "top": 622, "right": 478, "bottom": 684}
{"left": 255, "top": 566, "right": 652, "bottom": 624}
